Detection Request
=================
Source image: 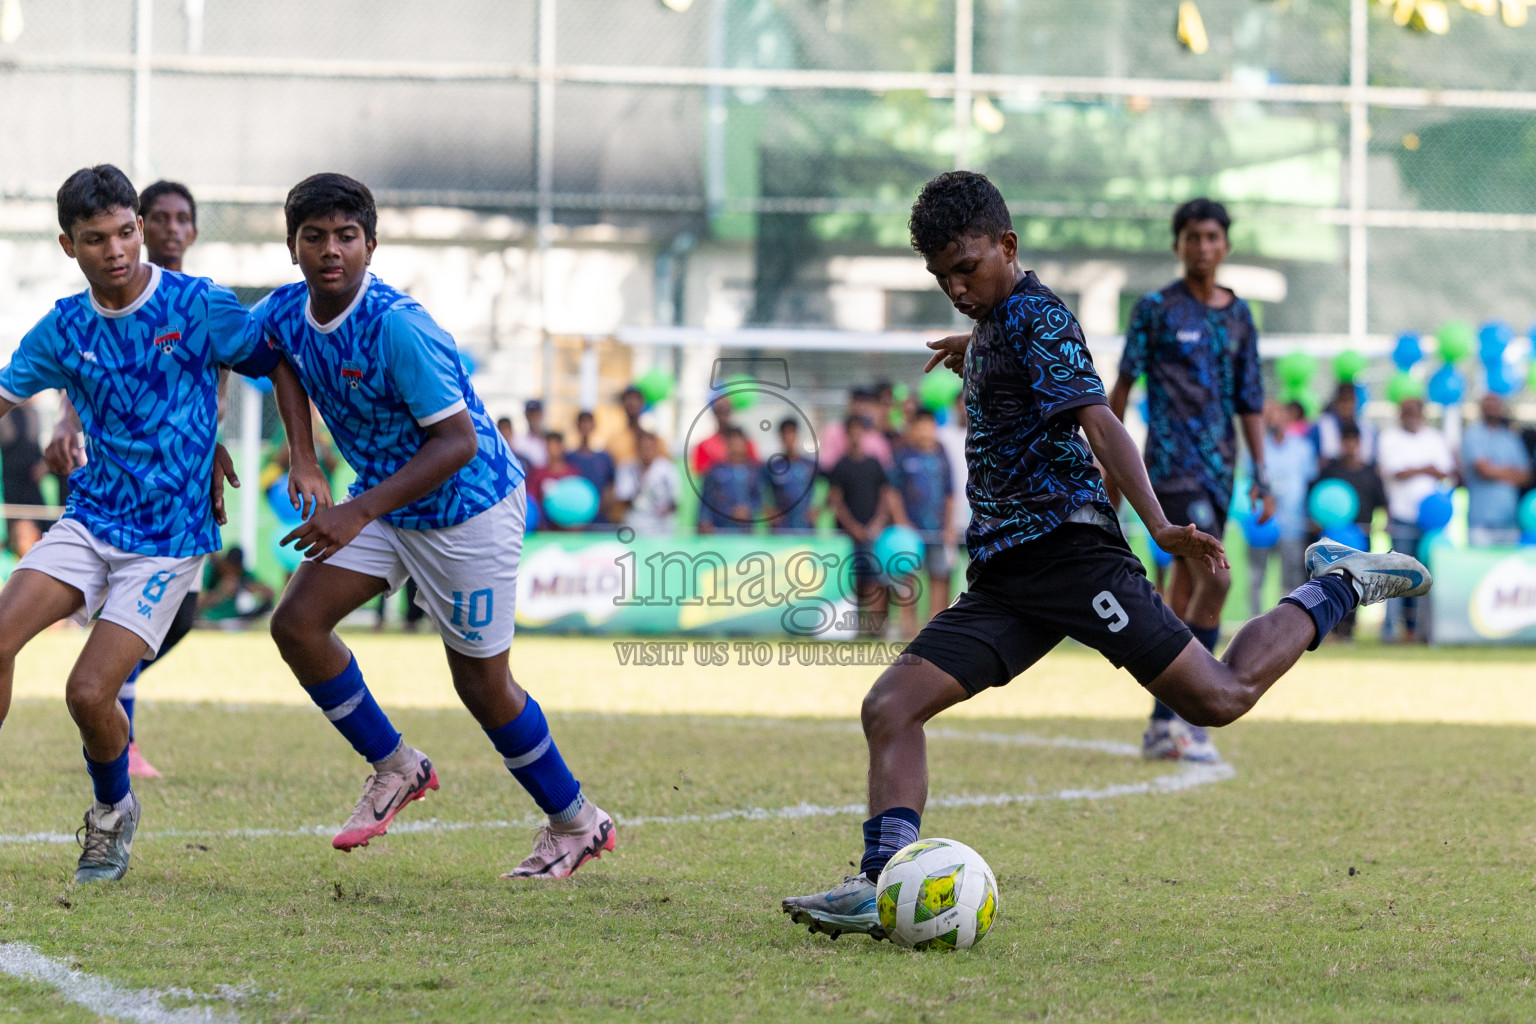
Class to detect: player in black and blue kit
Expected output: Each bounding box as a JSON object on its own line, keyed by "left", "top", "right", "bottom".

{"left": 1110, "top": 198, "right": 1275, "bottom": 763}
{"left": 782, "top": 172, "right": 1433, "bottom": 941}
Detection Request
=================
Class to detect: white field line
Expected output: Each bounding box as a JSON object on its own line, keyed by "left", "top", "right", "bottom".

{"left": 0, "top": 729, "right": 1232, "bottom": 846}
{"left": 0, "top": 942, "right": 239, "bottom": 1024}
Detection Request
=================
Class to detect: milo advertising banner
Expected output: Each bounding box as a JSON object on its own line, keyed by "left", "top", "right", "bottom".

{"left": 514, "top": 532, "right": 868, "bottom": 637}
{"left": 1429, "top": 547, "right": 1536, "bottom": 644}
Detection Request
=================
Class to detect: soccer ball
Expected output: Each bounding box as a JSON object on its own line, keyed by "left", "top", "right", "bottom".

{"left": 876, "top": 837, "right": 998, "bottom": 951}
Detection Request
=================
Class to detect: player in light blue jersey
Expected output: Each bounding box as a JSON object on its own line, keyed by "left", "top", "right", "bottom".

{"left": 46, "top": 179, "right": 226, "bottom": 780}
{"left": 261, "top": 174, "right": 614, "bottom": 878}
{"left": 0, "top": 165, "right": 280, "bottom": 883}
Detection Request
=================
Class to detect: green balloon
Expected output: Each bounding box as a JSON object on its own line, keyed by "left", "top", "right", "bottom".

{"left": 1436, "top": 320, "right": 1474, "bottom": 364}
{"left": 1333, "top": 349, "right": 1368, "bottom": 383}
{"left": 1386, "top": 370, "right": 1424, "bottom": 404}
{"left": 1528, "top": 361, "right": 1536, "bottom": 394}
{"left": 1281, "top": 383, "right": 1320, "bottom": 419}
{"left": 918, "top": 371, "right": 964, "bottom": 411}
{"left": 724, "top": 374, "right": 757, "bottom": 411}
{"left": 1276, "top": 352, "right": 1317, "bottom": 389}
{"left": 634, "top": 367, "right": 674, "bottom": 405}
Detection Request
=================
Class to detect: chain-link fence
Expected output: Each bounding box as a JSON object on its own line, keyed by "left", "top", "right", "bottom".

{"left": 3, "top": 0, "right": 1536, "bottom": 376}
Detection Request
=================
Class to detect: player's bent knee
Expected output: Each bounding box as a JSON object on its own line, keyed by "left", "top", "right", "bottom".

{"left": 64, "top": 673, "right": 121, "bottom": 721}
{"left": 269, "top": 601, "right": 319, "bottom": 655}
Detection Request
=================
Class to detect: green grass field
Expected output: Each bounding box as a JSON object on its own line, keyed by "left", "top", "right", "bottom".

{"left": 3, "top": 631, "right": 1536, "bottom": 1022}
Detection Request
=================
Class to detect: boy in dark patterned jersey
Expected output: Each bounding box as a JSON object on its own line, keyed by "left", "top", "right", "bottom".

{"left": 781, "top": 171, "right": 1433, "bottom": 941}
{"left": 1109, "top": 198, "right": 1274, "bottom": 763}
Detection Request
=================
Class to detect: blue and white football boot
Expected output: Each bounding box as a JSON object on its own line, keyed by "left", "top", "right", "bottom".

{"left": 1142, "top": 716, "right": 1222, "bottom": 763}
{"left": 1303, "top": 540, "right": 1432, "bottom": 604}
{"left": 75, "top": 792, "right": 141, "bottom": 883}
{"left": 782, "top": 875, "right": 887, "bottom": 940}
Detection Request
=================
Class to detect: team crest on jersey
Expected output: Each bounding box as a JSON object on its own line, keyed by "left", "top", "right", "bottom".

{"left": 341, "top": 360, "right": 364, "bottom": 389}
{"left": 154, "top": 322, "right": 183, "bottom": 355}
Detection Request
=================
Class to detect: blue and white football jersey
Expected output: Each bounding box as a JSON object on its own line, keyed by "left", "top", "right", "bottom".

{"left": 254, "top": 275, "right": 523, "bottom": 530}
{"left": 0, "top": 265, "right": 272, "bottom": 557}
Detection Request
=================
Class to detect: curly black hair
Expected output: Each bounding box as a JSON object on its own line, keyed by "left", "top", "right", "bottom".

{"left": 56, "top": 165, "right": 137, "bottom": 237}
{"left": 284, "top": 172, "right": 377, "bottom": 241}
{"left": 1172, "top": 197, "right": 1230, "bottom": 239}
{"left": 908, "top": 171, "right": 1013, "bottom": 258}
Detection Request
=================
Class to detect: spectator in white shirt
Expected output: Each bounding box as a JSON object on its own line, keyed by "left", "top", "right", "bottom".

{"left": 1375, "top": 398, "right": 1455, "bottom": 641}
{"left": 1311, "top": 381, "right": 1377, "bottom": 464}
{"left": 622, "top": 431, "right": 680, "bottom": 536}
{"left": 512, "top": 399, "right": 548, "bottom": 470}
{"left": 1248, "top": 400, "right": 1316, "bottom": 617}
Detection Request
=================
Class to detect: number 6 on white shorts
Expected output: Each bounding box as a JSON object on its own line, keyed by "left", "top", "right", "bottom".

{"left": 1092, "top": 590, "right": 1129, "bottom": 632}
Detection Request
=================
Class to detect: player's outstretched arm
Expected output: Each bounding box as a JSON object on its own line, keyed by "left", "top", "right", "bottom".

{"left": 1076, "top": 403, "right": 1227, "bottom": 572}
{"left": 1239, "top": 412, "right": 1277, "bottom": 523}
{"left": 281, "top": 410, "right": 478, "bottom": 563}
{"left": 269, "top": 359, "right": 332, "bottom": 519}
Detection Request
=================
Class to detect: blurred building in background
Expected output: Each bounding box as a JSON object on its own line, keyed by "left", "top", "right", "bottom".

{"left": 2, "top": 0, "right": 1536, "bottom": 433}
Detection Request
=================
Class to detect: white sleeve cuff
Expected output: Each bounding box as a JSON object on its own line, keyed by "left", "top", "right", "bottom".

{"left": 417, "top": 398, "right": 467, "bottom": 427}
{"left": 0, "top": 383, "right": 28, "bottom": 405}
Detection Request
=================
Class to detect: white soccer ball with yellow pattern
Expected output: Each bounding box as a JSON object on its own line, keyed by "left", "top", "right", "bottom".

{"left": 875, "top": 837, "right": 998, "bottom": 950}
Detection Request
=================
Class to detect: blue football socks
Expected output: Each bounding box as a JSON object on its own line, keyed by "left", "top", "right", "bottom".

{"left": 485, "top": 695, "right": 584, "bottom": 822}
{"left": 84, "top": 745, "right": 131, "bottom": 807}
{"left": 304, "top": 655, "right": 402, "bottom": 764}
{"left": 1282, "top": 572, "right": 1359, "bottom": 651}
{"left": 119, "top": 663, "right": 143, "bottom": 741}
{"left": 1190, "top": 624, "right": 1220, "bottom": 652}
{"left": 861, "top": 807, "right": 921, "bottom": 882}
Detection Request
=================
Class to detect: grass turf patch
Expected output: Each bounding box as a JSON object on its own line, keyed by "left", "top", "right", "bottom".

{"left": 2, "top": 702, "right": 1535, "bottom": 1021}
{"left": 4, "top": 632, "right": 1536, "bottom": 1021}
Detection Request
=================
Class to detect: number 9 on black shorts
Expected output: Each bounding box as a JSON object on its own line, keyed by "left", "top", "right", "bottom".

{"left": 901, "top": 523, "right": 1194, "bottom": 693}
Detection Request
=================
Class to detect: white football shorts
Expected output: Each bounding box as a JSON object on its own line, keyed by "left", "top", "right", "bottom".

{"left": 322, "top": 487, "right": 526, "bottom": 658}
{"left": 14, "top": 518, "right": 204, "bottom": 657}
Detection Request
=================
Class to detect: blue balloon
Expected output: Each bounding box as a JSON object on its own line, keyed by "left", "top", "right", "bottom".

{"left": 1322, "top": 521, "right": 1368, "bottom": 551}
{"left": 250, "top": 375, "right": 275, "bottom": 395}
{"left": 1229, "top": 484, "right": 1253, "bottom": 519}
{"left": 1522, "top": 532, "right": 1536, "bottom": 547}
{"left": 1427, "top": 364, "right": 1464, "bottom": 406}
{"left": 1416, "top": 490, "right": 1454, "bottom": 532}
{"left": 542, "top": 476, "right": 599, "bottom": 528}
{"left": 1148, "top": 536, "right": 1173, "bottom": 567}
{"left": 1487, "top": 362, "right": 1515, "bottom": 396}
{"left": 1479, "top": 321, "right": 1512, "bottom": 365}
{"left": 1519, "top": 490, "right": 1536, "bottom": 535}
{"left": 1241, "top": 513, "right": 1281, "bottom": 550}
{"left": 1354, "top": 382, "right": 1369, "bottom": 410}
{"left": 459, "top": 352, "right": 478, "bottom": 377}
{"left": 1393, "top": 333, "right": 1423, "bottom": 372}
{"left": 873, "top": 524, "right": 925, "bottom": 578}
{"left": 524, "top": 493, "right": 541, "bottom": 532}
{"left": 266, "top": 475, "right": 305, "bottom": 526}
{"left": 1309, "top": 479, "right": 1360, "bottom": 528}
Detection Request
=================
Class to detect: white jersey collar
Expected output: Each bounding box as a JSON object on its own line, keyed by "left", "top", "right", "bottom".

{"left": 306, "top": 273, "right": 373, "bottom": 334}
{"left": 89, "top": 263, "right": 161, "bottom": 319}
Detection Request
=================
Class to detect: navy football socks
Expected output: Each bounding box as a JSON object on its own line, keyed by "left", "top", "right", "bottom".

{"left": 305, "top": 655, "right": 403, "bottom": 764}
{"left": 1282, "top": 572, "right": 1359, "bottom": 651}
{"left": 861, "top": 807, "right": 921, "bottom": 882}
{"left": 84, "top": 745, "right": 131, "bottom": 807}
{"left": 485, "top": 695, "right": 584, "bottom": 823}
{"left": 1190, "top": 624, "right": 1220, "bottom": 652}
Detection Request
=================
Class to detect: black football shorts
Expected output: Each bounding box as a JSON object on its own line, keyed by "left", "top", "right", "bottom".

{"left": 902, "top": 523, "right": 1193, "bottom": 692}
{"left": 1154, "top": 488, "right": 1227, "bottom": 539}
